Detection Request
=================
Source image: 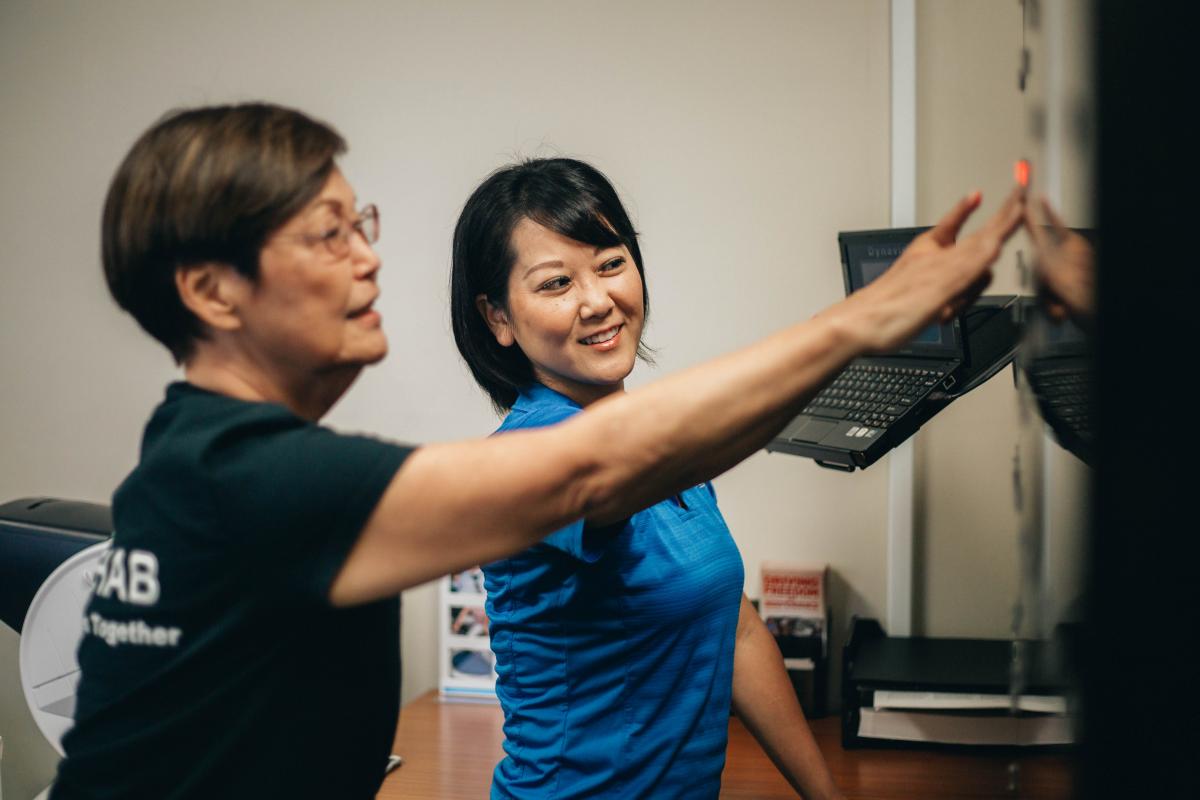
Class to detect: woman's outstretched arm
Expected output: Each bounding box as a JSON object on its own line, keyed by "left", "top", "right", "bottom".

{"left": 330, "top": 188, "right": 1024, "bottom": 606}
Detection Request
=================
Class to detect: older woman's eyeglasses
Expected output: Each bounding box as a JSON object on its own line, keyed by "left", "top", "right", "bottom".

{"left": 279, "top": 204, "right": 380, "bottom": 258}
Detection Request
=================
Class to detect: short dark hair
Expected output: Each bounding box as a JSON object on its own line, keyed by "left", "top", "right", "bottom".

{"left": 451, "top": 158, "right": 651, "bottom": 411}
{"left": 102, "top": 103, "right": 346, "bottom": 363}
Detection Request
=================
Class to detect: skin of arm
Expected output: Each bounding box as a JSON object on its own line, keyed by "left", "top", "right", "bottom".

{"left": 731, "top": 594, "right": 844, "bottom": 800}
{"left": 329, "top": 188, "right": 1024, "bottom": 606}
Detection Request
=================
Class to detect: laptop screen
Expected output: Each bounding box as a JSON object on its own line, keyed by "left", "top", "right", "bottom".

{"left": 1029, "top": 308, "right": 1088, "bottom": 359}
{"left": 839, "top": 227, "right": 963, "bottom": 359}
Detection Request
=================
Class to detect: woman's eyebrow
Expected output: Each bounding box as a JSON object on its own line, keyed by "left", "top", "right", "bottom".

{"left": 522, "top": 259, "right": 564, "bottom": 278}
{"left": 306, "top": 197, "right": 355, "bottom": 216}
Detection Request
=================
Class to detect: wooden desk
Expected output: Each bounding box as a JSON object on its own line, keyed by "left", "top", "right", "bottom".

{"left": 379, "top": 692, "right": 1073, "bottom": 799}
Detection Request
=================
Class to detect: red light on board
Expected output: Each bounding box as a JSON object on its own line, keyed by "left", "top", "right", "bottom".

{"left": 1015, "top": 159, "right": 1031, "bottom": 188}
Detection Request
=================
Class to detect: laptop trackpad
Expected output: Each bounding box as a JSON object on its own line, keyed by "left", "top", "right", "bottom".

{"left": 785, "top": 417, "right": 838, "bottom": 444}
{"left": 819, "top": 420, "right": 882, "bottom": 452}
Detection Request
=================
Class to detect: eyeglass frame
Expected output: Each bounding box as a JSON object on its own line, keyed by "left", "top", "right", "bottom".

{"left": 272, "top": 203, "right": 380, "bottom": 258}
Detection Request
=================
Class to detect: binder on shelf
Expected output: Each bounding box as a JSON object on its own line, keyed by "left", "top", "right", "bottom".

{"left": 771, "top": 608, "right": 831, "bottom": 719}
{"left": 841, "top": 618, "right": 1074, "bottom": 750}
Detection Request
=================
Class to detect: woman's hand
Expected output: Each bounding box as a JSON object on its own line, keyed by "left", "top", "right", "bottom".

{"left": 1024, "top": 196, "right": 1095, "bottom": 325}
{"left": 825, "top": 186, "right": 1025, "bottom": 355}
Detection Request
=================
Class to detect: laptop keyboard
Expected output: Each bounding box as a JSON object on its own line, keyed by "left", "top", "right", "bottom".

{"left": 802, "top": 364, "right": 947, "bottom": 430}
{"left": 1029, "top": 364, "right": 1093, "bottom": 440}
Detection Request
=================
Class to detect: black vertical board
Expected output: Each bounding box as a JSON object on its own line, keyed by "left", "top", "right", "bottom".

{"left": 1086, "top": 3, "right": 1200, "bottom": 797}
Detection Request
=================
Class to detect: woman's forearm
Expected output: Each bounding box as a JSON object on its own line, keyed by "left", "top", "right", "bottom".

{"left": 570, "top": 188, "right": 1023, "bottom": 524}
{"left": 571, "top": 312, "right": 857, "bottom": 524}
{"left": 332, "top": 310, "right": 854, "bottom": 604}
{"left": 731, "top": 596, "right": 842, "bottom": 800}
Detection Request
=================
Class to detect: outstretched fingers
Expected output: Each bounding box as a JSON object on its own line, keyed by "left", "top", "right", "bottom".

{"left": 986, "top": 185, "right": 1026, "bottom": 241}
{"left": 1023, "top": 202, "right": 1051, "bottom": 251}
{"left": 928, "top": 190, "right": 984, "bottom": 246}
{"left": 1039, "top": 196, "right": 1072, "bottom": 239}
{"left": 958, "top": 185, "right": 1026, "bottom": 282}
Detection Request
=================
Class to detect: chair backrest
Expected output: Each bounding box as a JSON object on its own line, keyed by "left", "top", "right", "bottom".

{"left": 20, "top": 542, "right": 112, "bottom": 756}
{"left": 0, "top": 497, "right": 111, "bottom": 796}
{"left": 0, "top": 498, "right": 111, "bottom": 633}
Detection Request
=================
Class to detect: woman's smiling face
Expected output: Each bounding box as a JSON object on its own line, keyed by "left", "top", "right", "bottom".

{"left": 482, "top": 217, "right": 644, "bottom": 407}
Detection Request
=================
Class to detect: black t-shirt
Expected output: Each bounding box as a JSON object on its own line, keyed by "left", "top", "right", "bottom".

{"left": 53, "top": 383, "right": 413, "bottom": 799}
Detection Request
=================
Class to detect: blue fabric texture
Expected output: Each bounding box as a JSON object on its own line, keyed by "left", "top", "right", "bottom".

{"left": 485, "top": 384, "right": 745, "bottom": 799}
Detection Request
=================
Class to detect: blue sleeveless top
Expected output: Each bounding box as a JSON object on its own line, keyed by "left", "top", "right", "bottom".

{"left": 485, "top": 384, "right": 745, "bottom": 798}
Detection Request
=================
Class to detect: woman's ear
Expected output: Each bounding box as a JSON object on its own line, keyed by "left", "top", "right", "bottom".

{"left": 475, "top": 294, "right": 515, "bottom": 347}
{"left": 176, "top": 263, "right": 247, "bottom": 333}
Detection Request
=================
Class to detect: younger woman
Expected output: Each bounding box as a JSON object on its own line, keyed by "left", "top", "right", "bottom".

{"left": 451, "top": 158, "right": 1019, "bottom": 798}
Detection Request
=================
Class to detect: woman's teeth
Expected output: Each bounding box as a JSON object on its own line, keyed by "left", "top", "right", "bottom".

{"left": 582, "top": 326, "right": 620, "bottom": 345}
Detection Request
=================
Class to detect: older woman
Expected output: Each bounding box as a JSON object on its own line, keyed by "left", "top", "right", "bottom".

{"left": 54, "top": 103, "right": 1021, "bottom": 799}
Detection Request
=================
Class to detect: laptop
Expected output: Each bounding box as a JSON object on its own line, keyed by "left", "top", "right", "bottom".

{"left": 1021, "top": 229, "right": 1095, "bottom": 466}
{"left": 1022, "top": 311, "right": 1093, "bottom": 465}
{"left": 767, "top": 227, "right": 1019, "bottom": 471}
